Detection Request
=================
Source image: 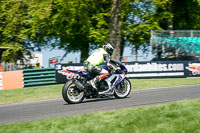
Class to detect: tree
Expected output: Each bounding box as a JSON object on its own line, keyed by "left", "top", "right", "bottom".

{"left": 172, "top": 0, "right": 200, "bottom": 29}
{"left": 122, "top": 0, "right": 166, "bottom": 61}
{"left": 0, "top": 0, "right": 32, "bottom": 63}
{"left": 109, "top": 0, "right": 122, "bottom": 60}
{"left": 1, "top": 0, "right": 181, "bottom": 63}
{"left": 151, "top": 0, "right": 200, "bottom": 60}
{"left": 26, "top": 0, "right": 111, "bottom": 62}
{"left": 154, "top": 0, "right": 200, "bottom": 30}
{"left": 0, "top": 0, "right": 111, "bottom": 63}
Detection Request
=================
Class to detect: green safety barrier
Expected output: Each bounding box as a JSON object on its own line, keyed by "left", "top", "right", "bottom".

{"left": 23, "top": 67, "right": 58, "bottom": 87}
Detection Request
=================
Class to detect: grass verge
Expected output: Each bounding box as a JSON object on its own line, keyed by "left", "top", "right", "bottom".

{"left": 0, "top": 78, "right": 199, "bottom": 105}
{"left": 130, "top": 78, "right": 200, "bottom": 90}
{"left": 0, "top": 84, "right": 63, "bottom": 105}
{"left": 0, "top": 99, "right": 200, "bottom": 133}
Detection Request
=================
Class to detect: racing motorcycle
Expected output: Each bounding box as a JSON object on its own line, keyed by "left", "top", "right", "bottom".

{"left": 62, "top": 60, "right": 131, "bottom": 104}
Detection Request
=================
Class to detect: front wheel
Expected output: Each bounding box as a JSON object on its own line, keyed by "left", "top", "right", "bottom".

{"left": 62, "top": 80, "right": 85, "bottom": 104}
{"left": 114, "top": 78, "right": 131, "bottom": 98}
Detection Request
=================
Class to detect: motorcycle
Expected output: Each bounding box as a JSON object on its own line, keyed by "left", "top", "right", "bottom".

{"left": 62, "top": 60, "right": 131, "bottom": 104}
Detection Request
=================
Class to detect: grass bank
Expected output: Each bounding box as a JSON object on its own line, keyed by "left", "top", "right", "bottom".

{"left": 0, "top": 78, "right": 199, "bottom": 105}
{"left": 0, "top": 84, "right": 62, "bottom": 105}
{"left": 130, "top": 78, "right": 200, "bottom": 90}
{"left": 1, "top": 99, "right": 200, "bottom": 133}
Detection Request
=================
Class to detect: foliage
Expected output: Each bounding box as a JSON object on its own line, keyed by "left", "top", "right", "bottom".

{"left": 151, "top": 0, "right": 200, "bottom": 30}
{"left": 25, "top": 0, "right": 111, "bottom": 61}
{"left": 171, "top": 0, "right": 200, "bottom": 29}
{"left": 122, "top": 0, "right": 167, "bottom": 61}
{"left": 1, "top": 99, "right": 200, "bottom": 133}
{"left": 0, "top": 0, "right": 32, "bottom": 63}
{"left": 0, "top": 0, "right": 111, "bottom": 62}
{"left": 151, "top": 0, "right": 200, "bottom": 60}
{"left": 1, "top": 0, "right": 200, "bottom": 62}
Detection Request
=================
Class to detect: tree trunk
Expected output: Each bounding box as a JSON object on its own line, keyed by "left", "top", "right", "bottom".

{"left": 135, "top": 48, "right": 138, "bottom": 62}
{"left": 80, "top": 43, "right": 89, "bottom": 63}
{"left": 109, "top": 0, "right": 122, "bottom": 61}
{"left": 120, "top": 37, "right": 125, "bottom": 61}
{"left": 167, "top": 0, "right": 173, "bottom": 30}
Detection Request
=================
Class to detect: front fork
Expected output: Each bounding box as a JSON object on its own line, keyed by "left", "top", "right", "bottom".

{"left": 112, "top": 72, "right": 126, "bottom": 89}
{"left": 120, "top": 72, "right": 126, "bottom": 88}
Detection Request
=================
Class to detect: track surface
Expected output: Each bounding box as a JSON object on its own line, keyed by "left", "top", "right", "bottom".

{"left": 0, "top": 85, "right": 200, "bottom": 125}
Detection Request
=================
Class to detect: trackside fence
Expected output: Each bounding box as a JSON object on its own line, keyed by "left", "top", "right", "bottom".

{"left": 23, "top": 68, "right": 57, "bottom": 87}
{"left": 1, "top": 61, "right": 200, "bottom": 90}
{"left": 55, "top": 60, "right": 200, "bottom": 83}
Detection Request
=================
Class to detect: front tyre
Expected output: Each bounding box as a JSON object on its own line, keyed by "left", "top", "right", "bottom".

{"left": 62, "top": 80, "right": 85, "bottom": 104}
{"left": 114, "top": 78, "right": 131, "bottom": 98}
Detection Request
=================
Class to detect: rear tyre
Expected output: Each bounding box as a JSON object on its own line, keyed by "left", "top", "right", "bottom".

{"left": 62, "top": 80, "right": 85, "bottom": 104}
{"left": 114, "top": 78, "right": 131, "bottom": 98}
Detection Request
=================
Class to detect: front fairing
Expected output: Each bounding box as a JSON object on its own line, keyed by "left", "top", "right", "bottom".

{"left": 101, "top": 61, "right": 127, "bottom": 74}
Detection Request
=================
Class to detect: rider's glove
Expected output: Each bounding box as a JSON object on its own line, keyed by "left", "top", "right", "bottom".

{"left": 113, "top": 66, "right": 121, "bottom": 71}
{"left": 107, "top": 62, "right": 121, "bottom": 71}
{"left": 107, "top": 62, "right": 112, "bottom": 68}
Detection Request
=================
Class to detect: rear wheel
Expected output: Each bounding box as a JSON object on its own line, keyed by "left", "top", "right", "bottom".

{"left": 62, "top": 80, "right": 85, "bottom": 104}
{"left": 114, "top": 78, "right": 131, "bottom": 98}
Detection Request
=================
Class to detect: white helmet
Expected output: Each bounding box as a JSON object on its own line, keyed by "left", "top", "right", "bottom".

{"left": 103, "top": 43, "right": 114, "bottom": 56}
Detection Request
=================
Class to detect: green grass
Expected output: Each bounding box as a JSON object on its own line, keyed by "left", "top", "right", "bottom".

{"left": 1, "top": 99, "right": 200, "bottom": 133}
{"left": 131, "top": 78, "right": 200, "bottom": 90}
{"left": 0, "top": 78, "right": 199, "bottom": 105}
{"left": 0, "top": 84, "right": 63, "bottom": 105}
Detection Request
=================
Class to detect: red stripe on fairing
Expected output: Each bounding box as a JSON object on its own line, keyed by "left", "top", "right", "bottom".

{"left": 99, "top": 72, "right": 110, "bottom": 80}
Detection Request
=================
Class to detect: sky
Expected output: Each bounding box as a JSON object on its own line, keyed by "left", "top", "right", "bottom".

{"left": 40, "top": 46, "right": 154, "bottom": 68}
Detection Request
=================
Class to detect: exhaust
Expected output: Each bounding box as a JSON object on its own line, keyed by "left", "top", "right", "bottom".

{"left": 72, "top": 79, "right": 84, "bottom": 91}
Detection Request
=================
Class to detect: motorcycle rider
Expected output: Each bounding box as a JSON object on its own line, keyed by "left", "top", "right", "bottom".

{"left": 83, "top": 43, "right": 114, "bottom": 91}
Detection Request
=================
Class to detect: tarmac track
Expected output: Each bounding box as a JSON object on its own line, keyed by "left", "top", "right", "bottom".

{"left": 0, "top": 85, "right": 200, "bottom": 125}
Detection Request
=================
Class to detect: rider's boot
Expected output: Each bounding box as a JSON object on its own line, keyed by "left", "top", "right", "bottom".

{"left": 90, "top": 72, "right": 110, "bottom": 89}
{"left": 90, "top": 72, "right": 109, "bottom": 90}
{"left": 90, "top": 72, "right": 109, "bottom": 96}
{"left": 89, "top": 77, "right": 100, "bottom": 98}
{"left": 89, "top": 77, "right": 98, "bottom": 91}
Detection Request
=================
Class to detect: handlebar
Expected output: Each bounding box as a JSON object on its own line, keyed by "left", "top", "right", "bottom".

{"left": 107, "top": 60, "right": 127, "bottom": 74}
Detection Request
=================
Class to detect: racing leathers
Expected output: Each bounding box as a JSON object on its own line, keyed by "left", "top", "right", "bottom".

{"left": 83, "top": 48, "right": 111, "bottom": 90}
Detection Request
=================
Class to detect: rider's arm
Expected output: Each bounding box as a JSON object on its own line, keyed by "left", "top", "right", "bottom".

{"left": 103, "top": 54, "right": 111, "bottom": 64}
